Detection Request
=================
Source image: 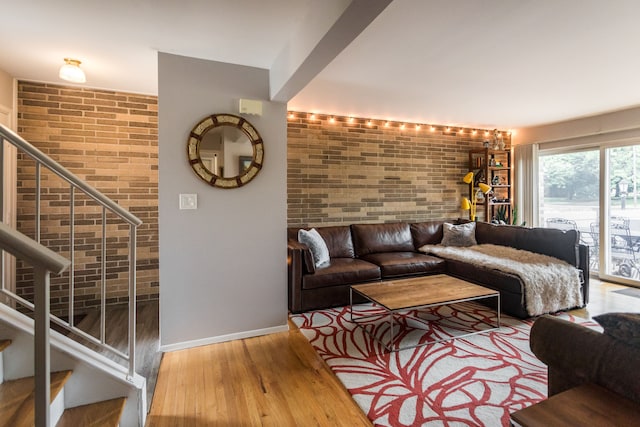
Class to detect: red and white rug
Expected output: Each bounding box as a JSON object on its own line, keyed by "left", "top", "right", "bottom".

{"left": 290, "top": 303, "right": 596, "bottom": 427}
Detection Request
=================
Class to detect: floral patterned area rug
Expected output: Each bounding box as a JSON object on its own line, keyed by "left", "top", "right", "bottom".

{"left": 290, "top": 303, "right": 595, "bottom": 427}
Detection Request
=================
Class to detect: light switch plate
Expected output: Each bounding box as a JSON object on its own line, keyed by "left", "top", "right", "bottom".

{"left": 179, "top": 193, "right": 197, "bottom": 210}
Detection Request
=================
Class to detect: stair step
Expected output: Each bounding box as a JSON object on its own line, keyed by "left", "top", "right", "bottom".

{"left": 0, "top": 339, "right": 10, "bottom": 352}
{"left": 56, "top": 397, "right": 127, "bottom": 427}
{"left": 0, "top": 370, "right": 72, "bottom": 427}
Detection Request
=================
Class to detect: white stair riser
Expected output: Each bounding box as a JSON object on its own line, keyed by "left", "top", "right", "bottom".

{"left": 51, "top": 386, "right": 65, "bottom": 425}
{"left": 0, "top": 306, "right": 146, "bottom": 426}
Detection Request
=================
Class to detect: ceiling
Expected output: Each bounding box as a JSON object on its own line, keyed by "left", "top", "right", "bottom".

{"left": 2, "top": 0, "right": 640, "bottom": 130}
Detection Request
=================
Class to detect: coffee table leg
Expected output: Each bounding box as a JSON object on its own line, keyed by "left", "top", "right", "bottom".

{"left": 496, "top": 293, "right": 501, "bottom": 328}
{"left": 389, "top": 312, "right": 394, "bottom": 351}
{"left": 349, "top": 287, "right": 353, "bottom": 321}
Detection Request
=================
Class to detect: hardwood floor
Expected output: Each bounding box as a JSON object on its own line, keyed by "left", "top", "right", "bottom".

{"left": 146, "top": 278, "right": 638, "bottom": 426}
{"left": 146, "top": 319, "right": 371, "bottom": 427}
{"left": 72, "top": 300, "right": 162, "bottom": 410}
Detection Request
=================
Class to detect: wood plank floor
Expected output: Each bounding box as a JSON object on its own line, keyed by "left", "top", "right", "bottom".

{"left": 146, "top": 278, "right": 638, "bottom": 426}
{"left": 73, "top": 300, "right": 161, "bottom": 410}
{"left": 146, "top": 319, "right": 371, "bottom": 426}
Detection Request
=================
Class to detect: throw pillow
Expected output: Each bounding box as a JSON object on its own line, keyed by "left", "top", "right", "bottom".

{"left": 298, "top": 228, "right": 330, "bottom": 268}
{"left": 440, "top": 222, "right": 477, "bottom": 247}
{"left": 593, "top": 312, "right": 640, "bottom": 348}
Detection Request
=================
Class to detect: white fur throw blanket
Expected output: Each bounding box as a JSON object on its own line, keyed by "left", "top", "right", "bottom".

{"left": 419, "top": 244, "right": 583, "bottom": 316}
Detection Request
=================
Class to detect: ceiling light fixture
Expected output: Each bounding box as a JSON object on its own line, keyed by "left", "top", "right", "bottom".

{"left": 59, "top": 58, "right": 86, "bottom": 83}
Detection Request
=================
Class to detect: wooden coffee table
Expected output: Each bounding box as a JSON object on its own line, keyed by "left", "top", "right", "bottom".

{"left": 510, "top": 383, "right": 640, "bottom": 426}
{"left": 349, "top": 274, "right": 500, "bottom": 352}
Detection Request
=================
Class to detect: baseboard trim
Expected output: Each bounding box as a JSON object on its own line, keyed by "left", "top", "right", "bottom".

{"left": 159, "top": 323, "right": 290, "bottom": 352}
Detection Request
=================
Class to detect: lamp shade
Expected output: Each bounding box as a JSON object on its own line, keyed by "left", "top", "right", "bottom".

{"left": 460, "top": 197, "right": 471, "bottom": 210}
{"left": 59, "top": 58, "right": 86, "bottom": 83}
{"left": 478, "top": 183, "right": 492, "bottom": 194}
{"left": 462, "top": 172, "right": 474, "bottom": 184}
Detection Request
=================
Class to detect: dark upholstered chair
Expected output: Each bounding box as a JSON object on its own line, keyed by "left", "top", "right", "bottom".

{"left": 530, "top": 315, "right": 640, "bottom": 405}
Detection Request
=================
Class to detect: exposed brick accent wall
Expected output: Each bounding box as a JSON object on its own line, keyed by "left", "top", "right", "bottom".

{"left": 287, "top": 113, "right": 511, "bottom": 227}
{"left": 15, "top": 81, "right": 158, "bottom": 316}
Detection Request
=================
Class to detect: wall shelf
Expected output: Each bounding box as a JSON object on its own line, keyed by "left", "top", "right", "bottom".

{"left": 468, "top": 148, "right": 512, "bottom": 222}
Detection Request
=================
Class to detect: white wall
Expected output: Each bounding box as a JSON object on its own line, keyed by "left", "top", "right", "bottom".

{"left": 515, "top": 105, "right": 640, "bottom": 147}
{"left": 0, "top": 68, "right": 13, "bottom": 111}
{"left": 158, "top": 53, "right": 288, "bottom": 350}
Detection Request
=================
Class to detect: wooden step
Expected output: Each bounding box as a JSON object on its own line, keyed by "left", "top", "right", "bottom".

{"left": 56, "top": 397, "right": 127, "bottom": 427}
{"left": 0, "top": 339, "right": 11, "bottom": 352}
{"left": 0, "top": 370, "right": 72, "bottom": 427}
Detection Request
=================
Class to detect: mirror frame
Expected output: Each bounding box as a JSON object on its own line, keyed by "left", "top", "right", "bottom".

{"left": 187, "top": 113, "right": 264, "bottom": 189}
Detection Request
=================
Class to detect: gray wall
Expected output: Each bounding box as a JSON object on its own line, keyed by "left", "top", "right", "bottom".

{"left": 158, "top": 53, "right": 287, "bottom": 349}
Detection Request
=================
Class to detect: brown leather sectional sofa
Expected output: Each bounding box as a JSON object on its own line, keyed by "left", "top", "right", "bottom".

{"left": 287, "top": 220, "right": 590, "bottom": 318}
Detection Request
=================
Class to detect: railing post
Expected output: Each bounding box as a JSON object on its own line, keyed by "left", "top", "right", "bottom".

{"left": 128, "top": 224, "right": 137, "bottom": 379}
{"left": 68, "top": 186, "right": 75, "bottom": 327}
{"left": 34, "top": 265, "right": 51, "bottom": 427}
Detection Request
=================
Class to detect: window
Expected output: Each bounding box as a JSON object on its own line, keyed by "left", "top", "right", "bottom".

{"left": 540, "top": 144, "right": 640, "bottom": 285}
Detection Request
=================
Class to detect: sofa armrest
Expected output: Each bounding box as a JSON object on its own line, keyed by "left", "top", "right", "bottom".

{"left": 288, "top": 239, "right": 315, "bottom": 274}
{"left": 530, "top": 315, "right": 640, "bottom": 404}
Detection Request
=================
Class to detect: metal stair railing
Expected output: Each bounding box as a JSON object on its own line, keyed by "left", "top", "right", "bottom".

{"left": 0, "top": 123, "right": 142, "bottom": 380}
{"left": 0, "top": 222, "right": 69, "bottom": 426}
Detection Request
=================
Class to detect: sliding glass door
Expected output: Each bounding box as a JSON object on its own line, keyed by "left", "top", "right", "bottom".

{"left": 540, "top": 144, "right": 640, "bottom": 285}
{"left": 539, "top": 150, "right": 600, "bottom": 271}
{"left": 604, "top": 146, "right": 640, "bottom": 280}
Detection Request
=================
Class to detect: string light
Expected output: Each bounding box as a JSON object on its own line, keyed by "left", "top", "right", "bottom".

{"left": 290, "top": 112, "right": 510, "bottom": 141}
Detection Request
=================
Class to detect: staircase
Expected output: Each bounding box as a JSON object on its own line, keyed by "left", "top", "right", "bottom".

{"left": 0, "top": 124, "right": 147, "bottom": 426}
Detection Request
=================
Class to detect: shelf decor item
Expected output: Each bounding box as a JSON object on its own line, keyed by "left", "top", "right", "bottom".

{"left": 461, "top": 171, "right": 492, "bottom": 221}
{"left": 468, "top": 147, "right": 511, "bottom": 222}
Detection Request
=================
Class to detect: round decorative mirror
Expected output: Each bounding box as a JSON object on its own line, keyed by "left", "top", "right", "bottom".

{"left": 187, "top": 114, "right": 264, "bottom": 188}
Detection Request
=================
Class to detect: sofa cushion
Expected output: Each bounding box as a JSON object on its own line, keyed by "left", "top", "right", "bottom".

{"left": 475, "top": 222, "right": 579, "bottom": 267}
{"left": 360, "top": 252, "right": 446, "bottom": 278}
{"left": 410, "top": 221, "right": 447, "bottom": 249}
{"left": 316, "top": 226, "right": 355, "bottom": 258}
{"left": 594, "top": 312, "right": 640, "bottom": 348}
{"left": 301, "top": 258, "right": 381, "bottom": 290}
{"left": 517, "top": 227, "right": 579, "bottom": 267}
{"left": 446, "top": 259, "right": 524, "bottom": 295}
{"left": 352, "top": 223, "right": 414, "bottom": 256}
{"left": 441, "top": 222, "right": 477, "bottom": 247}
{"left": 298, "top": 228, "right": 330, "bottom": 267}
{"left": 475, "top": 221, "right": 520, "bottom": 247}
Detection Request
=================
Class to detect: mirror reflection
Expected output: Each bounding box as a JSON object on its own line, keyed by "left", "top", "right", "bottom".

{"left": 200, "top": 126, "right": 253, "bottom": 178}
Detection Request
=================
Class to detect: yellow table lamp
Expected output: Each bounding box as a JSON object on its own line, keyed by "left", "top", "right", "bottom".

{"left": 461, "top": 172, "right": 491, "bottom": 220}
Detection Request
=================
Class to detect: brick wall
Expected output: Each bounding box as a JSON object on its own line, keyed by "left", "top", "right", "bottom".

{"left": 16, "top": 81, "right": 158, "bottom": 316}
{"left": 287, "top": 113, "right": 511, "bottom": 227}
